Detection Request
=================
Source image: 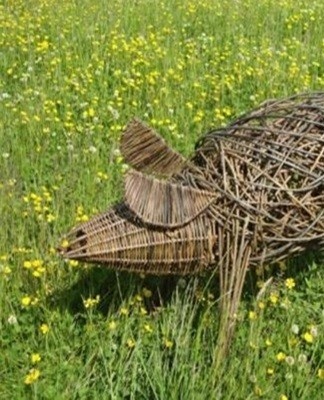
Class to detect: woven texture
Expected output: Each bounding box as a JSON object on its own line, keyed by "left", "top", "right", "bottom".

{"left": 184, "top": 92, "right": 324, "bottom": 266}
{"left": 60, "top": 91, "right": 324, "bottom": 355}
{"left": 61, "top": 92, "right": 324, "bottom": 274}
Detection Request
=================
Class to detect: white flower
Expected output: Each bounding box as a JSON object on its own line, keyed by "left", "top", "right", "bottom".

{"left": 310, "top": 326, "right": 318, "bottom": 337}
{"left": 285, "top": 373, "right": 293, "bottom": 382}
{"left": 291, "top": 324, "right": 299, "bottom": 335}
{"left": 7, "top": 315, "right": 18, "bottom": 324}
{"left": 0, "top": 92, "right": 10, "bottom": 100}
{"left": 89, "top": 146, "right": 97, "bottom": 154}
{"left": 285, "top": 356, "right": 295, "bottom": 366}
{"left": 113, "top": 148, "right": 121, "bottom": 157}
{"left": 298, "top": 354, "right": 307, "bottom": 364}
{"left": 107, "top": 105, "right": 119, "bottom": 120}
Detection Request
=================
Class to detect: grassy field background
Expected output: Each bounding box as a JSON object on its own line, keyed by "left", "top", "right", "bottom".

{"left": 1, "top": 0, "right": 324, "bottom": 398}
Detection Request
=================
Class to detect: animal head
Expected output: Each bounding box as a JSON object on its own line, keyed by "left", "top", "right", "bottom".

{"left": 59, "top": 119, "right": 217, "bottom": 274}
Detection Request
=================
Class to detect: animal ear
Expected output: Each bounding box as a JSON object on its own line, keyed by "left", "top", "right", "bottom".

{"left": 124, "top": 169, "right": 215, "bottom": 228}
{"left": 120, "top": 118, "right": 186, "bottom": 176}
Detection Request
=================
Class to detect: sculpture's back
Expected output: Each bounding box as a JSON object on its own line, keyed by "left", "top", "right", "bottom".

{"left": 186, "top": 91, "right": 324, "bottom": 265}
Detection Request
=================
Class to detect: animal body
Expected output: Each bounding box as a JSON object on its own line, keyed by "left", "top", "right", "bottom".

{"left": 60, "top": 92, "right": 324, "bottom": 354}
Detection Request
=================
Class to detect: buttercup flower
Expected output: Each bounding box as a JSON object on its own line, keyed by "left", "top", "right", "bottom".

{"left": 163, "top": 339, "right": 173, "bottom": 348}
{"left": 21, "top": 296, "right": 32, "bottom": 306}
{"left": 303, "top": 332, "right": 314, "bottom": 344}
{"left": 269, "top": 292, "right": 279, "bottom": 304}
{"left": 249, "top": 311, "right": 257, "bottom": 320}
{"left": 31, "top": 353, "right": 41, "bottom": 364}
{"left": 108, "top": 321, "right": 117, "bottom": 331}
{"left": 40, "top": 324, "right": 49, "bottom": 334}
{"left": 126, "top": 339, "right": 135, "bottom": 348}
{"left": 285, "top": 278, "right": 295, "bottom": 290}
{"left": 276, "top": 352, "right": 286, "bottom": 362}
{"left": 83, "top": 295, "right": 100, "bottom": 309}
{"left": 24, "top": 368, "right": 40, "bottom": 385}
{"left": 318, "top": 369, "right": 324, "bottom": 380}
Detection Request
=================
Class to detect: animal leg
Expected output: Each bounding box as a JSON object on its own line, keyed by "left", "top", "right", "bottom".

{"left": 214, "top": 216, "right": 251, "bottom": 369}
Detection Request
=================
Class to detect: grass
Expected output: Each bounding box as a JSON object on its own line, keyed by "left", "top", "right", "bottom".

{"left": 0, "top": 0, "right": 323, "bottom": 398}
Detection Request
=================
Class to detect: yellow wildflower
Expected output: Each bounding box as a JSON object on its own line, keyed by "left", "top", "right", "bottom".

{"left": 108, "top": 321, "right": 117, "bottom": 331}
{"left": 61, "top": 239, "right": 69, "bottom": 249}
{"left": 32, "top": 260, "right": 42, "bottom": 268}
{"left": 318, "top": 369, "right": 324, "bottom": 379}
{"left": 276, "top": 352, "right": 286, "bottom": 362}
{"left": 24, "top": 368, "right": 40, "bottom": 385}
{"left": 31, "top": 353, "right": 41, "bottom": 364}
{"left": 88, "top": 107, "right": 95, "bottom": 117}
{"left": 288, "top": 336, "right": 299, "bottom": 347}
{"left": 126, "top": 339, "right": 135, "bottom": 348}
{"left": 249, "top": 311, "right": 257, "bottom": 320}
{"left": 142, "top": 288, "right": 152, "bottom": 298}
{"left": 258, "top": 301, "right": 265, "bottom": 310}
{"left": 21, "top": 296, "right": 32, "bottom": 306}
{"left": 40, "top": 324, "right": 49, "bottom": 334}
{"left": 285, "top": 278, "right": 295, "bottom": 290}
{"left": 254, "top": 386, "right": 263, "bottom": 396}
{"left": 143, "top": 324, "right": 153, "bottom": 333}
{"left": 32, "top": 266, "right": 45, "bottom": 277}
{"left": 120, "top": 307, "right": 129, "bottom": 316}
{"left": 23, "top": 261, "right": 32, "bottom": 269}
{"left": 303, "top": 332, "right": 314, "bottom": 344}
{"left": 46, "top": 213, "right": 55, "bottom": 223}
{"left": 140, "top": 307, "right": 148, "bottom": 315}
{"left": 163, "top": 339, "right": 173, "bottom": 349}
{"left": 68, "top": 260, "right": 79, "bottom": 267}
{"left": 0, "top": 265, "right": 12, "bottom": 275}
{"left": 36, "top": 40, "right": 49, "bottom": 52}
{"left": 269, "top": 292, "right": 279, "bottom": 304}
{"left": 83, "top": 295, "right": 100, "bottom": 309}
{"left": 280, "top": 395, "right": 288, "bottom": 400}
{"left": 31, "top": 297, "right": 39, "bottom": 306}
{"left": 135, "top": 294, "right": 143, "bottom": 302}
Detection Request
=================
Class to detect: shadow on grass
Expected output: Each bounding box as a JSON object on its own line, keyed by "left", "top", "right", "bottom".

{"left": 49, "top": 250, "right": 321, "bottom": 324}
{"left": 49, "top": 266, "right": 182, "bottom": 318}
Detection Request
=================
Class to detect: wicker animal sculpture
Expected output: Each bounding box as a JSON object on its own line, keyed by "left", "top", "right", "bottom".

{"left": 60, "top": 92, "right": 324, "bottom": 356}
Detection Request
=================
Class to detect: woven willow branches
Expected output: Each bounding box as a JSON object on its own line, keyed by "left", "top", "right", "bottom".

{"left": 60, "top": 92, "right": 324, "bottom": 354}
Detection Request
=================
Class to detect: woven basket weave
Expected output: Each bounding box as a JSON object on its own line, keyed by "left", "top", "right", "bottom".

{"left": 62, "top": 92, "right": 324, "bottom": 270}
{"left": 60, "top": 92, "right": 324, "bottom": 356}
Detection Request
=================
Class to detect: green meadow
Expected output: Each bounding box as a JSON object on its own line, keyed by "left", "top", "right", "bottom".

{"left": 0, "top": 0, "right": 323, "bottom": 398}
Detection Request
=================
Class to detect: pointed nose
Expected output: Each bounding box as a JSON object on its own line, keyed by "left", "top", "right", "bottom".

{"left": 59, "top": 203, "right": 217, "bottom": 275}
